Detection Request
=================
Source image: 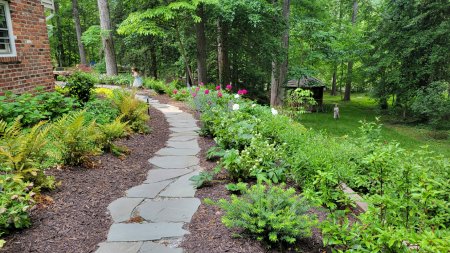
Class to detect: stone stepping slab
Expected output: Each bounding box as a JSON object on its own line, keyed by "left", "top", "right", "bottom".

{"left": 108, "top": 197, "right": 144, "bottom": 223}
{"left": 126, "top": 181, "right": 172, "bottom": 198}
{"left": 149, "top": 156, "right": 199, "bottom": 169}
{"left": 159, "top": 171, "right": 199, "bottom": 198}
{"left": 136, "top": 198, "right": 201, "bottom": 222}
{"left": 168, "top": 135, "right": 198, "bottom": 142}
{"left": 107, "top": 223, "right": 188, "bottom": 242}
{"left": 97, "top": 241, "right": 182, "bottom": 253}
{"left": 169, "top": 127, "right": 200, "bottom": 133}
{"left": 156, "top": 148, "right": 200, "bottom": 156}
{"left": 145, "top": 169, "right": 193, "bottom": 183}
{"left": 166, "top": 140, "right": 200, "bottom": 150}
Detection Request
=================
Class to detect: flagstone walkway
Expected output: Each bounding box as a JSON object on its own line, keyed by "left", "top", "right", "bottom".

{"left": 95, "top": 96, "right": 201, "bottom": 253}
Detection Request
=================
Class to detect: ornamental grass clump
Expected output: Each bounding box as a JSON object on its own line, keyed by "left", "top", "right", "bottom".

{"left": 217, "top": 184, "right": 316, "bottom": 247}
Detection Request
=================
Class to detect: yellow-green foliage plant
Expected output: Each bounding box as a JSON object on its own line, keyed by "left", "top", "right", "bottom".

{"left": 111, "top": 89, "right": 150, "bottom": 133}
{"left": 98, "top": 116, "right": 130, "bottom": 156}
{"left": 50, "top": 110, "right": 102, "bottom": 166}
{"left": 0, "top": 119, "right": 55, "bottom": 190}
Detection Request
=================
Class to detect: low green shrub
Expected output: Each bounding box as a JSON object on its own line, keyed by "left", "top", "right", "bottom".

{"left": 221, "top": 135, "right": 288, "bottom": 183}
{"left": 0, "top": 174, "right": 35, "bottom": 235}
{"left": 66, "top": 71, "right": 96, "bottom": 103}
{"left": 84, "top": 98, "right": 120, "bottom": 125}
{"left": 217, "top": 184, "right": 315, "bottom": 246}
{"left": 98, "top": 74, "right": 132, "bottom": 86}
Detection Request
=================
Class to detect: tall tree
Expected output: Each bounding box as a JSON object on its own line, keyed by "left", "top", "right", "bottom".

{"left": 271, "top": 0, "right": 290, "bottom": 106}
{"left": 195, "top": 3, "right": 208, "bottom": 84}
{"left": 54, "top": 1, "right": 66, "bottom": 67}
{"left": 72, "top": 0, "right": 87, "bottom": 65}
{"left": 217, "top": 18, "right": 230, "bottom": 86}
{"left": 343, "top": 0, "right": 358, "bottom": 101}
{"left": 97, "top": 0, "right": 118, "bottom": 75}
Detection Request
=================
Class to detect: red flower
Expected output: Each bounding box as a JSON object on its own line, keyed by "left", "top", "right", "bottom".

{"left": 216, "top": 85, "right": 221, "bottom": 90}
{"left": 204, "top": 89, "right": 210, "bottom": 94}
{"left": 218, "top": 91, "right": 223, "bottom": 98}
{"left": 226, "top": 84, "right": 232, "bottom": 90}
{"left": 173, "top": 89, "right": 178, "bottom": 94}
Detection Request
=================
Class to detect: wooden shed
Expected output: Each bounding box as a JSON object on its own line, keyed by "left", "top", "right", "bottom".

{"left": 285, "top": 77, "right": 325, "bottom": 109}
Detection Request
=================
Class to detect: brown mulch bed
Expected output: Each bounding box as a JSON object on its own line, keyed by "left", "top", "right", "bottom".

{"left": 1, "top": 106, "right": 170, "bottom": 253}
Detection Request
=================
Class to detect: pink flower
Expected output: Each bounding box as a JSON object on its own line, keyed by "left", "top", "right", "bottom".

{"left": 241, "top": 89, "right": 248, "bottom": 95}
{"left": 199, "top": 82, "right": 204, "bottom": 86}
{"left": 173, "top": 89, "right": 178, "bottom": 94}
{"left": 216, "top": 85, "right": 221, "bottom": 90}
{"left": 204, "top": 89, "right": 210, "bottom": 94}
{"left": 218, "top": 91, "right": 223, "bottom": 98}
{"left": 195, "top": 87, "right": 200, "bottom": 92}
{"left": 226, "top": 84, "right": 232, "bottom": 90}
{"left": 192, "top": 92, "right": 197, "bottom": 98}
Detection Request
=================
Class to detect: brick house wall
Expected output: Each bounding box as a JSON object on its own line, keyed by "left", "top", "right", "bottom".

{"left": 0, "top": 0, "right": 54, "bottom": 95}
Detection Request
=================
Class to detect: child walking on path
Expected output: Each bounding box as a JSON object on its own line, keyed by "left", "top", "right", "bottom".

{"left": 334, "top": 104, "right": 340, "bottom": 119}
{"left": 132, "top": 67, "right": 143, "bottom": 88}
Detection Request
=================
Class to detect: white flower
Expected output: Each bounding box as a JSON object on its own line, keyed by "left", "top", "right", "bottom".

{"left": 271, "top": 108, "right": 278, "bottom": 115}
{"left": 232, "top": 104, "right": 240, "bottom": 111}
{"left": 251, "top": 104, "right": 256, "bottom": 108}
{"left": 234, "top": 94, "right": 240, "bottom": 99}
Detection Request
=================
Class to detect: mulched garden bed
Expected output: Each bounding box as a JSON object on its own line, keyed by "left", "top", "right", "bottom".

{"left": 150, "top": 93, "right": 328, "bottom": 253}
{"left": 1, "top": 106, "right": 170, "bottom": 253}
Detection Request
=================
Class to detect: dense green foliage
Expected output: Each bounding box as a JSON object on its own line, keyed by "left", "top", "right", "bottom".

{"left": 0, "top": 90, "right": 78, "bottom": 127}
{"left": 0, "top": 87, "right": 150, "bottom": 244}
{"left": 176, "top": 85, "right": 450, "bottom": 250}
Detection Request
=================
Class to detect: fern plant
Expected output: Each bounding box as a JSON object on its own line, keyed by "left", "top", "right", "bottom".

{"left": 111, "top": 89, "right": 150, "bottom": 133}
{"left": 50, "top": 110, "right": 102, "bottom": 166}
{"left": 98, "top": 116, "right": 130, "bottom": 156}
{"left": 0, "top": 119, "right": 55, "bottom": 190}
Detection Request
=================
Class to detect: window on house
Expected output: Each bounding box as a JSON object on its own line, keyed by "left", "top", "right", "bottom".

{"left": 0, "top": 1, "right": 15, "bottom": 56}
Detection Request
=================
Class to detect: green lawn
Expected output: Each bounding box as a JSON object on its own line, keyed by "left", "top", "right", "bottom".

{"left": 299, "top": 93, "right": 450, "bottom": 157}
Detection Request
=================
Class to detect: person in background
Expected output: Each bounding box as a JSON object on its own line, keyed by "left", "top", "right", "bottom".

{"left": 333, "top": 104, "right": 340, "bottom": 119}
{"left": 131, "top": 67, "right": 143, "bottom": 88}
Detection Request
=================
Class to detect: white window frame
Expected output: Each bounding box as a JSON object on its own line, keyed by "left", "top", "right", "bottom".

{"left": 0, "top": 0, "right": 16, "bottom": 57}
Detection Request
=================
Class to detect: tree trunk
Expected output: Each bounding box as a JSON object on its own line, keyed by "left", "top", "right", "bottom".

{"left": 331, "top": 64, "right": 337, "bottom": 95}
{"left": 150, "top": 41, "right": 158, "bottom": 79}
{"left": 54, "top": 1, "right": 65, "bottom": 67}
{"left": 97, "top": 0, "right": 118, "bottom": 75}
{"left": 270, "top": 0, "right": 290, "bottom": 106}
{"left": 217, "top": 19, "right": 230, "bottom": 87}
{"left": 72, "top": 0, "right": 86, "bottom": 66}
{"left": 174, "top": 23, "right": 193, "bottom": 87}
{"left": 195, "top": 4, "right": 207, "bottom": 85}
{"left": 343, "top": 0, "right": 358, "bottom": 101}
